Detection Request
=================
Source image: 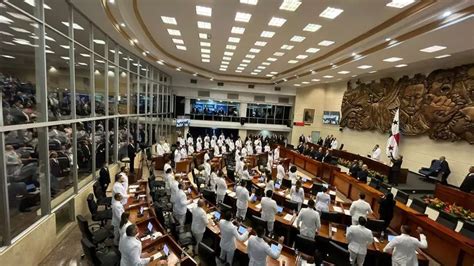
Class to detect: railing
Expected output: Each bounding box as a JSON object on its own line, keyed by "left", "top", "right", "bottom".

{"left": 187, "top": 113, "right": 291, "bottom": 125}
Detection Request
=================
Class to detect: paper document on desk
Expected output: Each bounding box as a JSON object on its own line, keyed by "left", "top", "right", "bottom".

{"left": 129, "top": 185, "right": 140, "bottom": 189}
{"left": 243, "top": 240, "right": 249, "bottom": 246}
{"left": 140, "top": 235, "right": 151, "bottom": 241}
{"left": 343, "top": 209, "right": 351, "bottom": 215}
{"left": 228, "top": 191, "right": 236, "bottom": 197}
{"left": 329, "top": 190, "right": 336, "bottom": 196}
{"left": 283, "top": 214, "right": 293, "bottom": 221}
{"left": 332, "top": 206, "right": 343, "bottom": 213}
{"left": 187, "top": 202, "right": 197, "bottom": 210}
{"left": 373, "top": 237, "right": 380, "bottom": 243}
{"left": 255, "top": 203, "right": 262, "bottom": 209}
{"left": 303, "top": 199, "right": 308, "bottom": 205}
{"left": 331, "top": 227, "right": 337, "bottom": 233}
{"left": 151, "top": 252, "right": 163, "bottom": 260}
{"left": 129, "top": 188, "right": 136, "bottom": 193}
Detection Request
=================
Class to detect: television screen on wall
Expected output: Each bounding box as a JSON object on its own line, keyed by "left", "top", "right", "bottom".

{"left": 176, "top": 116, "right": 191, "bottom": 127}
{"left": 322, "top": 111, "right": 340, "bottom": 125}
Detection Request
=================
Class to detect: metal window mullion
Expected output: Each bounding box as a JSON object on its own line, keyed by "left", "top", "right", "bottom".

{"left": 91, "top": 120, "right": 96, "bottom": 175}
{"left": 69, "top": 5, "right": 76, "bottom": 120}
{"left": 90, "top": 25, "right": 95, "bottom": 117}
{"left": 104, "top": 41, "right": 109, "bottom": 161}
{"left": 126, "top": 56, "right": 130, "bottom": 115}
{"left": 113, "top": 118, "right": 118, "bottom": 163}
{"left": 0, "top": 133, "right": 12, "bottom": 245}
{"left": 114, "top": 44, "right": 119, "bottom": 116}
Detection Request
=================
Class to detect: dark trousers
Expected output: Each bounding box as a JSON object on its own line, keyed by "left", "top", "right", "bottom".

{"left": 389, "top": 170, "right": 400, "bottom": 185}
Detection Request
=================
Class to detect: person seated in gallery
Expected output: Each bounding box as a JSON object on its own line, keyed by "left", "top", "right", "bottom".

{"left": 419, "top": 156, "right": 451, "bottom": 184}
{"left": 349, "top": 160, "right": 361, "bottom": 178}
{"left": 314, "top": 147, "right": 324, "bottom": 162}
{"left": 297, "top": 142, "right": 304, "bottom": 154}
{"left": 356, "top": 165, "right": 369, "bottom": 183}
{"left": 460, "top": 166, "right": 474, "bottom": 193}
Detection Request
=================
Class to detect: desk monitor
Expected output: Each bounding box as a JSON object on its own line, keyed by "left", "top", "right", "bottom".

{"left": 250, "top": 194, "right": 257, "bottom": 202}
{"left": 188, "top": 187, "right": 192, "bottom": 194}
{"left": 238, "top": 225, "right": 246, "bottom": 234}
{"left": 163, "top": 244, "right": 170, "bottom": 256}
{"left": 147, "top": 222, "right": 153, "bottom": 233}
{"left": 214, "top": 211, "right": 221, "bottom": 221}
{"left": 301, "top": 176, "right": 307, "bottom": 182}
{"left": 275, "top": 182, "right": 281, "bottom": 189}
{"left": 323, "top": 183, "right": 329, "bottom": 189}
{"left": 270, "top": 244, "right": 279, "bottom": 254}
{"left": 277, "top": 206, "right": 283, "bottom": 213}
{"left": 388, "top": 235, "right": 395, "bottom": 242}
{"left": 26, "top": 184, "right": 36, "bottom": 191}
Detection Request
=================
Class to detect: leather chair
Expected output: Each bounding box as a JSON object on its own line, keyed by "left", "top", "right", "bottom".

{"left": 87, "top": 193, "right": 112, "bottom": 226}
{"left": 197, "top": 242, "right": 217, "bottom": 266}
{"left": 327, "top": 241, "right": 350, "bottom": 265}
{"left": 93, "top": 182, "right": 111, "bottom": 208}
{"left": 76, "top": 215, "right": 112, "bottom": 245}
{"left": 81, "top": 237, "right": 120, "bottom": 265}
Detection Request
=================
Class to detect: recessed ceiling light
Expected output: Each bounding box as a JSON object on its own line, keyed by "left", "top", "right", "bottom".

{"left": 231, "top": 27, "right": 245, "bottom": 34}
{"left": 245, "top": 54, "right": 256, "bottom": 59}
{"left": 249, "top": 48, "right": 261, "bottom": 53}
{"left": 303, "top": 23, "right": 322, "bottom": 32}
{"left": 197, "top": 21, "right": 211, "bottom": 29}
{"left": 369, "top": 70, "right": 377, "bottom": 73}
{"left": 161, "top": 16, "right": 177, "bottom": 25}
{"left": 311, "top": 79, "right": 320, "bottom": 82}
{"left": 242, "top": 59, "right": 251, "bottom": 63}
{"left": 220, "top": 65, "right": 228, "bottom": 68}
{"left": 224, "top": 51, "right": 234, "bottom": 56}
{"left": 385, "top": 38, "right": 392, "bottom": 42}
{"left": 172, "top": 38, "right": 184, "bottom": 44}
{"left": 251, "top": 72, "right": 258, "bottom": 75}
{"left": 273, "top": 52, "right": 285, "bottom": 56}
{"left": 223, "top": 56, "right": 232, "bottom": 60}
{"left": 202, "top": 58, "right": 210, "bottom": 63}
{"left": 61, "top": 21, "right": 84, "bottom": 30}
{"left": 395, "top": 64, "right": 407, "bottom": 68}
{"left": 260, "top": 31, "right": 275, "bottom": 38}
{"left": 357, "top": 65, "right": 372, "bottom": 69}
{"left": 226, "top": 45, "right": 237, "bottom": 50}
{"left": 296, "top": 54, "right": 308, "bottom": 59}
{"left": 318, "top": 40, "right": 335, "bottom": 46}
{"left": 235, "top": 70, "right": 243, "bottom": 73}
{"left": 323, "top": 75, "right": 333, "bottom": 78}
{"left": 120, "top": 23, "right": 126, "bottom": 27}
{"left": 266, "top": 74, "right": 274, "bottom": 77}
{"left": 383, "top": 57, "right": 403, "bottom": 62}
{"left": 93, "top": 39, "right": 105, "bottom": 45}
{"left": 338, "top": 71, "right": 350, "bottom": 74}
{"left": 270, "top": 72, "right": 278, "bottom": 75}
{"left": 319, "top": 7, "right": 344, "bottom": 19}
{"left": 201, "top": 48, "right": 211, "bottom": 53}
{"left": 290, "top": 35, "right": 305, "bottom": 42}
{"left": 176, "top": 67, "right": 181, "bottom": 71}
{"left": 302, "top": 81, "right": 310, "bottom": 84}
{"left": 176, "top": 45, "right": 187, "bottom": 50}
{"left": 240, "top": 0, "right": 258, "bottom": 5}
{"left": 200, "top": 42, "right": 211, "bottom": 47}
{"left": 235, "top": 12, "right": 252, "bottom": 22}
{"left": 239, "top": 64, "right": 248, "bottom": 67}
{"left": 255, "top": 41, "right": 267, "bottom": 47}
{"left": 80, "top": 53, "right": 90, "bottom": 57}
{"left": 257, "top": 66, "right": 266, "bottom": 70}
{"left": 294, "top": 84, "right": 301, "bottom": 87}
{"left": 280, "top": 0, "right": 301, "bottom": 11}
{"left": 442, "top": 11, "right": 452, "bottom": 17}
{"left": 60, "top": 45, "right": 70, "bottom": 49}
{"left": 268, "top": 17, "right": 287, "bottom": 27}
{"left": 157, "top": 60, "right": 165, "bottom": 65}
{"left": 193, "top": 73, "right": 198, "bottom": 76}
{"left": 199, "top": 33, "right": 209, "bottom": 39}
{"left": 420, "top": 45, "right": 446, "bottom": 53}
{"left": 221, "top": 61, "right": 230, "bottom": 65}
{"left": 281, "top": 45, "right": 294, "bottom": 50}
{"left": 306, "top": 48, "right": 320, "bottom": 53}
{"left": 1, "top": 54, "right": 15, "bottom": 59}
{"left": 254, "top": 69, "right": 262, "bottom": 73}
{"left": 435, "top": 54, "right": 451, "bottom": 59}
{"left": 386, "top": 0, "right": 415, "bottom": 9}
{"left": 201, "top": 54, "right": 210, "bottom": 58}
{"left": 219, "top": 68, "right": 227, "bottom": 71}
{"left": 196, "top": 6, "right": 212, "bottom": 17}
{"left": 228, "top": 37, "right": 240, "bottom": 43}
{"left": 288, "top": 60, "right": 299, "bottom": 64}
{"left": 60, "top": 56, "right": 70, "bottom": 60}
{"left": 167, "top": 29, "right": 181, "bottom": 36}
{"left": 262, "top": 62, "right": 271, "bottom": 65}
{"left": 267, "top": 57, "right": 277, "bottom": 62}
{"left": 237, "top": 66, "right": 245, "bottom": 70}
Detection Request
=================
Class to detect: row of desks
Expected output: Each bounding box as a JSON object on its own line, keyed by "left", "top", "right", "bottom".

{"left": 124, "top": 180, "right": 197, "bottom": 266}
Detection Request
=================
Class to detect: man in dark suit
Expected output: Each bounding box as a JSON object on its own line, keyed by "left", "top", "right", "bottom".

{"left": 322, "top": 150, "right": 333, "bottom": 164}
{"left": 99, "top": 162, "right": 111, "bottom": 193}
{"left": 349, "top": 160, "right": 361, "bottom": 178}
{"left": 297, "top": 142, "right": 304, "bottom": 154}
{"left": 314, "top": 147, "right": 324, "bottom": 162}
{"left": 298, "top": 134, "right": 306, "bottom": 144}
{"left": 389, "top": 155, "right": 403, "bottom": 186}
{"left": 356, "top": 165, "right": 369, "bottom": 183}
{"left": 460, "top": 166, "right": 474, "bottom": 193}
{"left": 128, "top": 140, "right": 137, "bottom": 173}
{"left": 439, "top": 156, "right": 451, "bottom": 185}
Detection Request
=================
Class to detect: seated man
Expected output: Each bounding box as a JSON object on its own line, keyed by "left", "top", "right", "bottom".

{"left": 419, "top": 156, "right": 451, "bottom": 184}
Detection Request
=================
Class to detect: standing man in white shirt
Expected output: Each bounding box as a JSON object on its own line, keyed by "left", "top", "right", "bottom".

{"left": 349, "top": 193, "right": 373, "bottom": 225}
{"left": 235, "top": 137, "right": 242, "bottom": 149}
{"left": 346, "top": 217, "right": 374, "bottom": 266}
{"left": 216, "top": 171, "right": 227, "bottom": 204}
{"left": 383, "top": 225, "right": 428, "bottom": 266}
{"left": 191, "top": 199, "right": 208, "bottom": 254}
{"left": 156, "top": 142, "right": 165, "bottom": 156}
{"left": 236, "top": 180, "right": 250, "bottom": 221}
{"left": 204, "top": 151, "right": 210, "bottom": 162}
{"left": 119, "top": 224, "right": 153, "bottom": 266}
{"left": 236, "top": 157, "right": 245, "bottom": 179}
{"left": 174, "top": 147, "right": 181, "bottom": 166}
{"left": 219, "top": 211, "right": 250, "bottom": 265}
{"left": 162, "top": 140, "right": 171, "bottom": 153}
{"left": 247, "top": 226, "right": 284, "bottom": 266}
{"left": 112, "top": 193, "right": 125, "bottom": 245}
{"left": 261, "top": 190, "right": 278, "bottom": 235}
{"left": 273, "top": 146, "right": 280, "bottom": 160}
{"left": 173, "top": 183, "right": 189, "bottom": 226}
{"left": 164, "top": 168, "right": 174, "bottom": 194}
{"left": 112, "top": 174, "right": 129, "bottom": 205}
{"left": 203, "top": 159, "right": 211, "bottom": 183}
{"left": 290, "top": 180, "right": 305, "bottom": 211}
{"left": 118, "top": 166, "right": 129, "bottom": 193}
{"left": 264, "top": 143, "right": 271, "bottom": 153}
{"left": 169, "top": 175, "right": 180, "bottom": 205}
{"left": 331, "top": 138, "right": 338, "bottom": 150}
{"left": 371, "top": 144, "right": 381, "bottom": 161}
{"left": 276, "top": 161, "right": 286, "bottom": 183}
{"left": 295, "top": 199, "right": 321, "bottom": 239}
{"left": 241, "top": 165, "right": 251, "bottom": 181}
{"left": 164, "top": 158, "right": 172, "bottom": 174}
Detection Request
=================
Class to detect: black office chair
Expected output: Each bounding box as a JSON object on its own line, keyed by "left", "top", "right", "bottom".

{"left": 320, "top": 211, "right": 343, "bottom": 224}
{"left": 76, "top": 215, "right": 113, "bottom": 245}
{"left": 81, "top": 237, "right": 120, "bottom": 266}
{"left": 379, "top": 183, "right": 391, "bottom": 195}
{"left": 366, "top": 219, "right": 386, "bottom": 234}
{"left": 202, "top": 188, "right": 216, "bottom": 204}
{"left": 368, "top": 178, "right": 380, "bottom": 189}
{"left": 218, "top": 202, "right": 232, "bottom": 213}
{"left": 395, "top": 190, "right": 409, "bottom": 204}
{"left": 460, "top": 221, "right": 474, "bottom": 239}
{"left": 284, "top": 199, "right": 299, "bottom": 212}
{"left": 410, "top": 198, "right": 427, "bottom": 213}
{"left": 93, "top": 182, "right": 111, "bottom": 208}
{"left": 436, "top": 211, "right": 458, "bottom": 230}
{"left": 251, "top": 215, "right": 267, "bottom": 232}
{"left": 198, "top": 242, "right": 217, "bottom": 266}
{"left": 227, "top": 168, "right": 235, "bottom": 182}
{"left": 311, "top": 183, "right": 324, "bottom": 195}
{"left": 87, "top": 193, "right": 112, "bottom": 226}
{"left": 327, "top": 241, "right": 350, "bottom": 265}
{"left": 295, "top": 234, "right": 317, "bottom": 255}
{"left": 282, "top": 178, "right": 292, "bottom": 189}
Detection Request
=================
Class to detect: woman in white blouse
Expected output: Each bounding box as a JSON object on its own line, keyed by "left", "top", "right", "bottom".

{"left": 290, "top": 180, "right": 305, "bottom": 211}
{"left": 315, "top": 187, "right": 331, "bottom": 213}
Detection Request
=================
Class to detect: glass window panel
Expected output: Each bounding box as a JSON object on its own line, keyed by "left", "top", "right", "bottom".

{"left": 6, "top": 0, "right": 40, "bottom": 18}
{"left": 118, "top": 70, "right": 128, "bottom": 114}
{"left": 5, "top": 129, "right": 43, "bottom": 239}
{"left": 108, "top": 40, "right": 117, "bottom": 64}
{"left": 108, "top": 119, "right": 116, "bottom": 164}
{"left": 119, "top": 47, "right": 128, "bottom": 69}
{"left": 49, "top": 124, "right": 74, "bottom": 208}
{"left": 108, "top": 64, "right": 117, "bottom": 115}
{"left": 44, "top": 0, "right": 69, "bottom": 36}
{"left": 72, "top": 9, "right": 90, "bottom": 48}
{"left": 130, "top": 72, "right": 138, "bottom": 114}
{"left": 118, "top": 117, "right": 129, "bottom": 160}
{"left": 0, "top": 6, "right": 40, "bottom": 125}
{"left": 138, "top": 77, "right": 146, "bottom": 114}
{"left": 77, "top": 121, "right": 93, "bottom": 183}
{"left": 46, "top": 27, "right": 71, "bottom": 121}
{"left": 74, "top": 44, "right": 92, "bottom": 117}
{"left": 129, "top": 54, "right": 139, "bottom": 74}
{"left": 92, "top": 26, "right": 106, "bottom": 58}
{"left": 94, "top": 59, "right": 106, "bottom": 116}
{"left": 95, "top": 119, "right": 107, "bottom": 168}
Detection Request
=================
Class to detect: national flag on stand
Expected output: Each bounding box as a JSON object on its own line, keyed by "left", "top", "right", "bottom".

{"left": 386, "top": 108, "right": 400, "bottom": 158}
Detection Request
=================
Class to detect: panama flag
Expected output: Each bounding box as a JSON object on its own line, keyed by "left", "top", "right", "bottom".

{"left": 386, "top": 108, "right": 400, "bottom": 158}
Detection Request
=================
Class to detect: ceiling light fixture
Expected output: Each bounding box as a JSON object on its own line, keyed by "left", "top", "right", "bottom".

{"left": 296, "top": 55, "right": 307, "bottom": 59}
{"left": 420, "top": 45, "right": 446, "bottom": 53}
{"left": 280, "top": 0, "right": 302, "bottom": 12}
{"left": 386, "top": 0, "right": 415, "bottom": 9}
{"left": 176, "top": 45, "right": 187, "bottom": 50}
{"left": 338, "top": 71, "right": 350, "bottom": 74}
{"left": 196, "top": 6, "right": 212, "bottom": 17}
{"left": 262, "top": 62, "right": 271, "bottom": 65}
{"left": 281, "top": 44, "right": 294, "bottom": 50}
{"left": 319, "top": 7, "right": 344, "bottom": 19}
{"left": 288, "top": 60, "right": 298, "bottom": 64}
{"left": 197, "top": 21, "right": 211, "bottom": 29}
{"left": 224, "top": 51, "right": 234, "bottom": 56}
{"left": 435, "top": 54, "right": 451, "bottom": 59}
{"left": 383, "top": 57, "right": 403, "bottom": 62}
{"left": 223, "top": 56, "right": 232, "bottom": 60}
{"left": 395, "top": 64, "right": 407, "bottom": 67}
{"left": 172, "top": 38, "right": 184, "bottom": 44}
{"left": 306, "top": 48, "right": 320, "bottom": 53}
{"left": 201, "top": 54, "right": 210, "bottom": 58}
{"left": 318, "top": 40, "right": 335, "bottom": 46}
{"left": 242, "top": 59, "right": 251, "bottom": 63}
{"left": 369, "top": 70, "right": 377, "bottom": 73}
{"left": 245, "top": 54, "right": 255, "bottom": 58}
{"left": 323, "top": 75, "right": 333, "bottom": 78}
{"left": 268, "top": 17, "right": 287, "bottom": 27}
{"left": 290, "top": 35, "right": 305, "bottom": 42}
{"left": 273, "top": 52, "right": 285, "bottom": 56}
{"left": 260, "top": 31, "right": 275, "bottom": 38}
{"left": 201, "top": 48, "right": 211, "bottom": 53}
{"left": 303, "top": 23, "right": 322, "bottom": 32}
{"left": 267, "top": 57, "right": 277, "bottom": 62}
{"left": 235, "top": 12, "right": 252, "bottom": 22}
{"left": 161, "top": 16, "right": 177, "bottom": 25}
{"left": 167, "top": 29, "right": 181, "bottom": 36}
{"left": 357, "top": 65, "right": 372, "bottom": 69}
{"left": 226, "top": 45, "right": 237, "bottom": 50}
{"left": 312, "top": 79, "right": 320, "bottom": 82}
{"left": 200, "top": 41, "right": 211, "bottom": 47}
{"left": 231, "top": 26, "right": 245, "bottom": 34}
{"left": 202, "top": 58, "right": 210, "bottom": 63}
{"left": 199, "top": 33, "right": 209, "bottom": 39}
{"left": 442, "top": 11, "right": 452, "bottom": 18}
{"left": 249, "top": 48, "right": 261, "bottom": 53}
{"left": 240, "top": 0, "right": 258, "bottom": 5}
{"left": 255, "top": 41, "right": 267, "bottom": 46}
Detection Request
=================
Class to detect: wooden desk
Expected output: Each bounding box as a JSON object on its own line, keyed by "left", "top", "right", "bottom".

{"left": 331, "top": 170, "right": 474, "bottom": 266}
{"left": 176, "top": 158, "right": 192, "bottom": 174}
{"left": 434, "top": 183, "right": 474, "bottom": 211}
